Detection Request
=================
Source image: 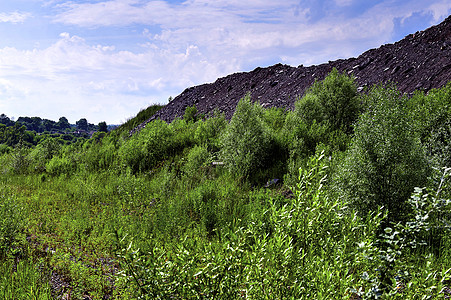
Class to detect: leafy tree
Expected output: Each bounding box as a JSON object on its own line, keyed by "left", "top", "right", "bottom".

{"left": 334, "top": 84, "right": 430, "bottom": 223}
{"left": 220, "top": 94, "right": 271, "bottom": 181}
{"left": 292, "top": 68, "right": 359, "bottom": 133}
{"left": 42, "top": 119, "right": 56, "bottom": 132}
{"left": 98, "top": 121, "right": 108, "bottom": 133}
{"left": 283, "top": 69, "right": 358, "bottom": 185}
{"left": 408, "top": 83, "right": 451, "bottom": 167}
{"left": 76, "top": 118, "right": 88, "bottom": 131}
{"left": 284, "top": 69, "right": 358, "bottom": 152}
{"left": 57, "top": 117, "right": 71, "bottom": 131}
{"left": 0, "top": 114, "right": 13, "bottom": 126}
{"left": 0, "top": 123, "right": 35, "bottom": 147}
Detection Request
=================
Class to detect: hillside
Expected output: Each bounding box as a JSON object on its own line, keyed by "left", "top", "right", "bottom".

{"left": 134, "top": 14, "right": 451, "bottom": 132}
{"left": 3, "top": 15, "right": 451, "bottom": 300}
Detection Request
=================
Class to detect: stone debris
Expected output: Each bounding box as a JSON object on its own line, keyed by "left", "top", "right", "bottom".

{"left": 131, "top": 15, "right": 451, "bottom": 134}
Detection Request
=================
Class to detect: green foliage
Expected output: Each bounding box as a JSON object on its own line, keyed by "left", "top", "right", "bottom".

{"left": 113, "top": 151, "right": 385, "bottom": 299}
{"left": 220, "top": 94, "right": 272, "bottom": 181}
{"left": 292, "top": 68, "right": 359, "bottom": 133}
{"left": 57, "top": 116, "right": 71, "bottom": 131}
{"left": 76, "top": 118, "right": 88, "bottom": 131}
{"left": 46, "top": 155, "right": 76, "bottom": 176}
{"left": 0, "top": 144, "right": 11, "bottom": 155}
{"left": 409, "top": 83, "right": 451, "bottom": 168}
{"left": 182, "top": 145, "right": 211, "bottom": 177}
{"left": 0, "top": 258, "right": 53, "bottom": 300}
{"left": 1, "top": 72, "right": 451, "bottom": 299}
{"left": 0, "top": 192, "right": 23, "bottom": 258}
{"left": 0, "top": 123, "right": 35, "bottom": 147}
{"left": 283, "top": 70, "right": 357, "bottom": 185}
{"left": 9, "top": 144, "right": 32, "bottom": 175}
{"left": 194, "top": 112, "right": 227, "bottom": 151}
{"left": 334, "top": 84, "right": 430, "bottom": 223}
{"left": 98, "top": 121, "right": 108, "bottom": 132}
{"left": 119, "top": 120, "right": 175, "bottom": 173}
{"left": 183, "top": 104, "right": 198, "bottom": 122}
{"left": 117, "top": 104, "right": 164, "bottom": 134}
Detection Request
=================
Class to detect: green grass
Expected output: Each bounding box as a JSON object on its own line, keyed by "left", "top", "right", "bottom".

{"left": 0, "top": 257, "right": 53, "bottom": 300}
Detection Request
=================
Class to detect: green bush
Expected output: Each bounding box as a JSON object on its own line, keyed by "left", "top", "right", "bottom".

{"left": 409, "top": 83, "right": 451, "bottom": 168}
{"left": 183, "top": 145, "right": 211, "bottom": 177}
{"left": 183, "top": 105, "right": 198, "bottom": 123}
{"left": 194, "top": 112, "right": 227, "bottom": 151}
{"left": 0, "top": 192, "right": 23, "bottom": 258}
{"left": 334, "top": 84, "right": 430, "bottom": 223}
{"left": 119, "top": 119, "right": 175, "bottom": 173}
{"left": 169, "top": 118, "right": 197, "bottom": 153}
{"left": 9, "top": 144, "right": 31, "bottom": 175}
{"left": 46, "top": 155, "right": 76, "bottom": 176}
{"left": 289, "top": 68, "right": 359, "bottom": 134}
{"left": 283, "top": 69, "right": 358, "bottom": 185}
{"left": 220, "top": 94, "right": 272, "bottom": 181}
{"left": 28, "top": 137, "right": 63, "bottom": 173}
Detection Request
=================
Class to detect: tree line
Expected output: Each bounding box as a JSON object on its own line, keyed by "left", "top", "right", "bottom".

{"left": 0, "top": 114, "right": 108, "bottom": 147}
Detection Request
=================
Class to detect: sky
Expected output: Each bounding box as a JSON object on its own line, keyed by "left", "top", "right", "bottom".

{"left": 0, "top": 1, "right": 450, "bottom": 124}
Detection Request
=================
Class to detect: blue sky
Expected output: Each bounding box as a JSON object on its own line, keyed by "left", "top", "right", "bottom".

{"left": 0, "top": 0, "right": 450, "bottom": 124}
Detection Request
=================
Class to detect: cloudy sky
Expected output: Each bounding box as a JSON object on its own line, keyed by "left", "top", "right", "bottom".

{"left": 0, "top": 1, "right": 450, "bottom": 124}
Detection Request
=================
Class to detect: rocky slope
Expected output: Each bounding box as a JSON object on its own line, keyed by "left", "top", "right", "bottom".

{"left": 135, "top": 15, "right": 451, "bottom": 131}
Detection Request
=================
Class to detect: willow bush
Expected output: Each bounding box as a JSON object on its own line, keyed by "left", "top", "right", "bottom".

{"left": 334, "top": 84, "right": 430, "bottom": 223}
{"left": 220, "top": 94, "right": 272, "bottom": 181}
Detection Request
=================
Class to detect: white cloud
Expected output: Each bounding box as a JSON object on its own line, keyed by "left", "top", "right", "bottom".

{"left": 50, "top": 0, "right": 451, "bottom": 68}
{"left": 428, "top": 1, "right": 451, "bottom": 22}
{"left": 0, "top": 11, "right": 31, "bottom": 23}
{"left": 0, "top": 31, "right": 239, "bottom": 123}
{"left": 2, "top": 0, "right": 450, "bottom": 123}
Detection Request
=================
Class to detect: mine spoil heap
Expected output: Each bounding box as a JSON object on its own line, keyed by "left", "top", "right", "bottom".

{"left": 133, "top": 15, "right": 451, "bottom": 133}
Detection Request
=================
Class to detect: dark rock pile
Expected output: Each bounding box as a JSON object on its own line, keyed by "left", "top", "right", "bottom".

{"left": 133, "top": 15, "right": 451, "bottom": 132}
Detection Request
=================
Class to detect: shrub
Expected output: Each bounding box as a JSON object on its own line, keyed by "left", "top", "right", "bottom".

{"left": 28, "top": 137, "right": 63, "bottom": 173}
{"left": 409, "top": 83, "right": 451, "bottom": 168}
{"left": 183, "top": 105, "right": 198, "bottom": 123}
{"left": 46, "top": 156, "right": 76, "bottom": 176}
{"left": 334, "top": 84, "right": 430, "bottom": 223}
{"left": 119, "top": 120, "right": 175, "bottom": 173}
{"left": 169, "top": 118, "right": 197, "bottom": 153}
{"left": 283, "top": 69, "right": 358, "bottom": 185}
{"left": 0, "top": 192, "right": 23, "bottom": 258}
{"left": 220, "top": 94, "right": 271, "bottom": 181}
{"left": 194, "top": 112, "right": 227, "bottom": 151}
{"left": 9, "top": 143, "right": 31, "bottom": 175}
{"left": 290, "top": 68, "right": 359, "bottom": 134}
{"left": 183, "top": 145, "right": 211, "bottom": 177}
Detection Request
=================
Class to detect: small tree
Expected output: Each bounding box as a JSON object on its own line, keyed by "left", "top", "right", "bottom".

{"left": 283, "top": 69, "right": 358, "bottom": 185}
{"left": 183, "top": 105, "right": 198, "bottom": 123}
{"left": 98, "top": 121, "right": 108, "bottom": 133}
{"left": 334, "top": 84, "right": 430, "bottom": 223}
{"left": 220, "top": 94, "right": 271, "bottom": 181}
{"left": 293, "top": 68, "right": 359, "bottom": 133}
{"left": 76, "top": 118, "right": 88, "bottom": 131}
{"left": 57, "top": 117, "right": 71, "bottom": 131}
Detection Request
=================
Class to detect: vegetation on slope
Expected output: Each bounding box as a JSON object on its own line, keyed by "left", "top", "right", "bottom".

{"left": 1, "top": 69, "right": 451, "bottom": 299}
